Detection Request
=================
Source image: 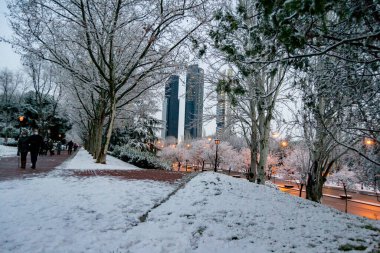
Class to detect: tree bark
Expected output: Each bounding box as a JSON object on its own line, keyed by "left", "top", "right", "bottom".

{"left": 96, "top": 95, "right": 116, "bottom": 164}
{"left": 299, "top": 184, "right": 304, "bottom": 197}
{"left": 306, "top": 162, "right": 326, "bottom": 202}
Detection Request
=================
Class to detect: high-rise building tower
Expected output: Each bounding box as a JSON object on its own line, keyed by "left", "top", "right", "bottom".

{"left": 184, "top": 64, "right": 204, "bottom": 139}
{"left": 161, "top": 75, "right": 180, "bottom": 139}
{"left": 216, "top": 90, "right": 232, "bottom": 137}
{"left": 216, "top": 69, "right": 233, "bottom": 137}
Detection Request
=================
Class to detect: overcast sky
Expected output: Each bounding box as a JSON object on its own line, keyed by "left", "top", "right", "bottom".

{"left": 0, "top": 2, "right": 216, "bottom": 139}
{"left": 0, "top": 1, "right": 21, "bottom": 71}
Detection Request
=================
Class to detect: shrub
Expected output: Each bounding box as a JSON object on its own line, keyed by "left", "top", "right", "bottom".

{"left": 0, "top": 126, "right": 19, "bottom": 139}
{"left": 0, "top": 137, "right": 17, "bottom": 146}
{"left": 111, "top": 145, "right": 171, "bottom": 170}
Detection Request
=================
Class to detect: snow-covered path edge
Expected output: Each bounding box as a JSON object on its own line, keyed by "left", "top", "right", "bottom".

{"left": 56, "top": 148, "right": 141, "bottom": 171}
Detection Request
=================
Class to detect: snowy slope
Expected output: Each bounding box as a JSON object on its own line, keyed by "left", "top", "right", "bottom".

{"left": 123, "top": 173, "right": 380, "bottom": 253}
{"left": 0, "top": 151, "right": 379, "bottom": 252}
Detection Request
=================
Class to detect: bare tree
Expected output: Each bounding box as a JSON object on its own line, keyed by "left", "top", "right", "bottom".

{"left": 7, "top": 0, "right": 213, "bottom": 163}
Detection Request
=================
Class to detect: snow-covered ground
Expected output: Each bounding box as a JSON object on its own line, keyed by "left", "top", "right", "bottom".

{"left": 58, "top": 148, "right": 141, "bottom": 170}
{"left": 0, "top": 149, "right": 379, "bottom": 252}
{"left": 0, "top": 144, "right": 17, "bottom": 157}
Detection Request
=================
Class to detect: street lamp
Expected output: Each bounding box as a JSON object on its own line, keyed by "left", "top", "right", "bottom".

{"left": 214, "top": 139, "right": 220, "bottom": 172}
{"left": 364, "top": 138, "right": 375, "bottom": 146}
{"left": 280, "top": 140, "right": 288, "bottom": 148}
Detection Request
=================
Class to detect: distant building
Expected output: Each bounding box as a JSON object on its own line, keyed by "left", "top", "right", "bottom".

{"left": 216, "top": 69, "right": 233, "bottom": 137}
{"left": 184, "top": 64, "right": 204, "bottom": 139}
{"left": 161, "top": 75, "right": 180, "bottom": 139}
{"left": 216, "top": 90, "right": 231, "bottom": 137}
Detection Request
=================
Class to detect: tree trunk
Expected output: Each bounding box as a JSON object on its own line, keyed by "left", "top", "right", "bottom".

{"left": 257, "top": 136, "right": 269, "bottom": 185}
{"left": 343, "top": 183, "right": 348, "bottom": 213}
{"left": 93, "top": 118, "right": 104, "bottom": 160}
{"left": 96, "top": 96, "right": 116, "bottom": 164}
{"left": 248, "top": 114, "right": 258, "bottom": 182}
{"left": 299, "top": 183, "right": 304, "bottom": 197}
{"left": 306, "top": 162, "right": 326, "bottom": 202}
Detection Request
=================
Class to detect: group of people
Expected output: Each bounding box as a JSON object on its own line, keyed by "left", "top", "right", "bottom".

{"left": 17, "top": 129, "right": 79, "bottom": 169}
{"left": 17, "top": 129, "right": 43, "bottom": 169}
{"left": 39, "top": 139, "right": 79, "bottom": 156}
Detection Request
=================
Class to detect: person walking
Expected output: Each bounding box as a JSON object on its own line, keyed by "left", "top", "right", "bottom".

{"left": 28, "top": 129, "right": 44, "bottom": 169}
{"left": 17, "top": 129, "right": 29, "bottom": 169}
{"left": 67, "top": 140, "right": 73, "bottom": 155}
{"left": 73, "top": 142, "right": 79, "bottom": 152}
{"left": 56, "top": 140, "right": 62, "bottom": 155}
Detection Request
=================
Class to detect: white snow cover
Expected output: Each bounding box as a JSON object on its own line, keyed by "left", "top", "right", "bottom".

{"left": 0, "top": 144, "right": 17, "bottom": 157}
{"left": 121, "top": 173, "right": 380, "bottom": 252}
{"left": 0, "top": 148, "right": 379, "bottom": 252}
{"left": 58, "top": 148, "right": 141, "bottom": 170}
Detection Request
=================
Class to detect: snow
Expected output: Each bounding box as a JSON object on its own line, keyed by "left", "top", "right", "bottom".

{"left": 58, "top": 148, "right": 141, "bottom": 170}
{"left": 0, "top": 144, "right": 17, "bottom": 157}
{"left": 123, "top": 173, "right": 380, "bottom": 253}
{"left": 0, "top": 148, "right": 379, "bottom": 252}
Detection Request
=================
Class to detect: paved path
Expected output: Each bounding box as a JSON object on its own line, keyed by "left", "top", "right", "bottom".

{"left": 0, "top": 152, "right": 72, "bottom": 181}
{"left": 0, "top": 151, "right": 187, "bottom": 183}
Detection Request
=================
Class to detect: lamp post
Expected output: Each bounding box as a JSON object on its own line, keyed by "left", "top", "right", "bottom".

{"left": 364, "top": 137, "right": 377, "bottom": 197}
{"left": 214, "top": 139, "right": 220, "bottom": 172}
{"left": 18, "top": 115, "right": 25, "bottom": 136}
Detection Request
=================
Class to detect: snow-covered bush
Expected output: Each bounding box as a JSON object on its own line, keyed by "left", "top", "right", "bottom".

{"left": 111, "top": 145, "right": 171, "bottom": 170}
{"left": 0, "top": 137, "right": 17, "bottom": 146}
{"left": 0, "top": 126, "right": 19, "bottom": 139}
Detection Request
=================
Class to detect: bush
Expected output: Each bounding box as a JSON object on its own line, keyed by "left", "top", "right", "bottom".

{"left": 111, "top": 145, "right": 171, "bottom": 170}
{"left": 0, "top": 126, "right": 19, "bottom": 139}
{"left": 0, "top": 137, "right": 17, "bottom": 146}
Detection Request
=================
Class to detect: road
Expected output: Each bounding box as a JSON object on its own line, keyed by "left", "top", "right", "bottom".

{"left": 273, "top": 179, "right": 380, "bottom": 220}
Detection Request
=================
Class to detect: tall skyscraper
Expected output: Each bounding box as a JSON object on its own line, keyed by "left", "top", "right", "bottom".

{"left": 184, "top": 64, "right": 204, "bottom": 139}
{"left": 216, "top": 69, "right": 233, "bottom": 137}
{"left": 161, "top": 75, "right": 179, "bottom": 139}
{"left": 216, "top": 90, "right": 232, "bottom": 137}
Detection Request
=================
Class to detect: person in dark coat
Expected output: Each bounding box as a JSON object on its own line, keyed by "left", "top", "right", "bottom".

{"left": 67, "top": 140, "right": 74, "bottom": 155}
{"left": 27, "top": 129, "right": 44, "bottom": 169}
{"left": 56, "top": 140, "right": 62, "bottom": 155}
{"left": 17, "top": 129, "right": 29, "bottom": 169}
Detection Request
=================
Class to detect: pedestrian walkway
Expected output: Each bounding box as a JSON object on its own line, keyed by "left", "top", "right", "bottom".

{"left": 0, "top": 152, "right": 72, "bottom": 181}
{"left": 0, "top": 149, "right": 187, "bottom": 183}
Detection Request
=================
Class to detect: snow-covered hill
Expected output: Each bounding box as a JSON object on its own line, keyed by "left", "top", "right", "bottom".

{"left": 0, "top": 153, "right": 379, "bottom": 252}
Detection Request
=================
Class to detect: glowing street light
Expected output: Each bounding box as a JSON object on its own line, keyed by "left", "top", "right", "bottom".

{"left": 364, "top": 138, "right": 375, "bottom": 146}
{"left": 280, "top": 140, "right": 288, "bottom": 148}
